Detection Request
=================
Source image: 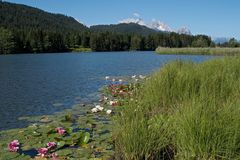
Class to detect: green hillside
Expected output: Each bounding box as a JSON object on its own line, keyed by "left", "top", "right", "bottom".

{"left": 90, "top": 23, "right": 158, "bottom": 35}
{"left": 0, "top": 1, "right": 88, "bottom": 32}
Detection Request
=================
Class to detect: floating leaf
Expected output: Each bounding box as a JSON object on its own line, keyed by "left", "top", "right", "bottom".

{"left": 32, "top": 131, "right": 42, "bottom": 137}
{"left": 56, "top": 149, "right": 72, "bottom": 156}
{"left": 57, "top": 141, "right": 65, "bottom": 148}
{"left": 62, "top": 114, "right": 73, "bottom": 122}
{"left": 54, "top": 136, "right": 63, "bottom": 142}
{"left": 65, "top": 127, "right": 73, "bottom": 134}
{"left": 83, "top": 132, "right": 90, "bottom": 144}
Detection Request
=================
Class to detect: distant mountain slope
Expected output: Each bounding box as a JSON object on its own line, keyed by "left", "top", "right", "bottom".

{"left": 90, "top": 23, "right": 159, "bottom": 35}
{"left": 0, "top": 1, "right": 88, "bottom": 32}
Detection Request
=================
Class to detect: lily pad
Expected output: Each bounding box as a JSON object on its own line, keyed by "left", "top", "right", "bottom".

{"left": 57, "top": 141, "right": 65, "bottom": 148}
{"left": 56, "top": 148, "right": 73, "bottom": 156}
{"left": 83, "top": 132, "right": 91, "bottom": 144}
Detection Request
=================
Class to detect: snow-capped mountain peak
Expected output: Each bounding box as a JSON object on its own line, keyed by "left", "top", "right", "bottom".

{"left": 148, "top": 20, "right": 172, "bottom": 32}
{"left": 177, "top": 27, "right": 192, "bottom": 35}
{"left": 119, "top": 14, "right": 192, "bottom": 35}
{"left": 119, "top": 17, "right": 146, "bottom": 26}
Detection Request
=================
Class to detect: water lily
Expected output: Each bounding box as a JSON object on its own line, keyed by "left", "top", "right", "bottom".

{"left": 109, "top": 100, "right": 118, "bottom": 106}
{"left": 51, "top": 153, "right": 58, "bottom": 160}
{"left": 8, "top": 140, "right": 20, "bottom": 152}
{"left": 139, "top": 75, "right": 146, "bottom": 79}
{"left": 98, "top": 106, "right": 104, "bottom": 111}
{"left": 37, "top": 147, "right": 48, "bottom": 157}
{"left": 95, "top": 105, "right": 101, "bottom": 109}
{"left": 132, "top": 75, "right": 136, "bottom": 79}
{"left": 106, "top": 110, "right": 112, "bottom": 115}
{"left": 91, "top": 107, "right": 98, "bottom": 113}
{"left": 47, "top": 142, "right": 56, "bottom": 149}
{"left": 55, "top": 127, "right": 66, "bottom": 135}
{"left": 95, "top": 105, "right": 104, "bottom": 111}
{"left": 109, "top": 101, "right": 114, "bottom": 105}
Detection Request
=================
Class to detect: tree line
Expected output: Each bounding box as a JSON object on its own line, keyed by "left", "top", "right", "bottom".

{"left": 1, "top": 27, "right": 218, "bottom": 54}
{"left": 1, "top": 1, "right": 239, "bottom": 54}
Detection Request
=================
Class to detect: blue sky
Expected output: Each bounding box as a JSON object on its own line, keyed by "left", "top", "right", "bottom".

{"left": 4, "top": 0, "right": 240, "bottom": 39}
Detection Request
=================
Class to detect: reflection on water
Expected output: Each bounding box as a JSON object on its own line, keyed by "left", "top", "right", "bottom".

{"left": 0, "top": 51, "right": 214, "bottom": 130}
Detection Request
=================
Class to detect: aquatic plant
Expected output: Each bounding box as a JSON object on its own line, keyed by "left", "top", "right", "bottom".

{"left": 47, "top": 142, "right": 57, "bottom": 149}
{"left": 2, "top": 75, "right": 142, "bottom": 159}
{"left": 55, "top": 127, "right": 66, "bottom": 135}
{"left": 114, "top": 56, "right": 240, "bottom": 159}
{"left": 106, "top": 110, "right": 112, "bottom": 115}
{"left": 8, "top": 140, "right": 20, "bottom": 152}
{"left": 37, "top": 147, "right": 48, "bottom": 157}
{"left": 156, "top": 47, "right": 240, "bottom": 55}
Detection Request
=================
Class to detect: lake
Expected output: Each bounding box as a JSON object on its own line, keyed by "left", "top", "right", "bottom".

{"left": 0, "top": 51, "right": 214, "bottom": 130}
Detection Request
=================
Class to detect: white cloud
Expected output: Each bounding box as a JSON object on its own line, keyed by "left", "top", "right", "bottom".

{"left": 133, "top": 13, "right": 140, "bottom": 18}
{"left": 119, "top": 14, "right": 172, "bottom": 32}
{"left": 119, "top": 17, "right": 145, "bottom": 26}
{"left": 119, "top": 14, "right": 191, "bottom": 34}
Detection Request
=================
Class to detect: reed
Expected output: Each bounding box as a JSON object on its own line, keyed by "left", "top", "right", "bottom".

{"left": 114, "top": 56, "right": 240, "bottom": 159}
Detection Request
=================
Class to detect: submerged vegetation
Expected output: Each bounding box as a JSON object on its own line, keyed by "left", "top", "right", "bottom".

{"left": 114, "top": 56, "right": 240, "bottom": 159}
{"left": 0, "top": 76, "right": 142, "bottom": 159}
{"left": 1, "top": 55, "right": 240, "bottom": 159}
{"left": 156, "top": 47, "right": 240, "bottom": 55}
{"left": 0, "top": 105, "right": 113, "bottom": 159}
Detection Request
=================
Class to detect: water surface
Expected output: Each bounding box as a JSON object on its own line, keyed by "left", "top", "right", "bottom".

{"left": 0, "top": 51, "right": 214, "bottom": 130}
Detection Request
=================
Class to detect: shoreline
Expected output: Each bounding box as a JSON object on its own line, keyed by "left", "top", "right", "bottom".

{"left": 156, "top": 47, "right": 240, "bottom": 55}
{"left": 0, "top": 76, "right": 142, "bottom": 159}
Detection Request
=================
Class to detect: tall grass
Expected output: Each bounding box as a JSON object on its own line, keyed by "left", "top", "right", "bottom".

{"left": 156, "top": 47, "right": 240, "bottom": 55}
{"left": 114, "top": 56, "right": 240, "bottom": 159}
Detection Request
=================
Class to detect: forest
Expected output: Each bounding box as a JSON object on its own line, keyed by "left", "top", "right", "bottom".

{"left": 0, "top": 1, "right": 239, "bottom": 54}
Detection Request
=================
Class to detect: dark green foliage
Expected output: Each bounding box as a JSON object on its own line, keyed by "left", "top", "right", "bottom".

{"left": 90, "top": 23, "right": 158, "bottom": 35}
{"left": 191, "top": 35, "right": 211, "bottom": 47}
{"left": 0, "top": 1, "right": 87, "bottom": 54}
{"left": 0, "top": 2, "right": 87, "bottom": 32}
{"left": 0, "top": 1, "right": 214, "bottom": 54}
{"left": 227, "top": 38, "right": 239, "bottom": 47}
{"left": 0, "top": 27, "right": 15, "bottom": 54}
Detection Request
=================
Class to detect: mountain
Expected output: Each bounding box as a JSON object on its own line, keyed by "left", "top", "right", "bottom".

{"left": 177, "top": 27, "right": 192, "bottom": 35}
{"left": 0, "top": 1, "right": 88, "bottom": 32}
{"left": 0, "top": 1, "right": 211, "bottom": 54}
{"left": 90, "top": 23, "right": 159, "bottom": 35}
{"left": 119, "top": 17, "right": 172, "bottom": 32}
{"left": 148, "top": 20, "right": 172, "bottom": 32}
{"left": 118, "top": 16, "right": 192, "bottom": 35}
{"left": 213, "top": 37, "right": 229, "bottom": 44}
{"left": 119, "top": 17, "right": 146, "bottom": 26}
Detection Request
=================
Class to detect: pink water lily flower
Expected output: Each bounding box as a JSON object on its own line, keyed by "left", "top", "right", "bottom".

{"left": 8, "top": 140, "right": 20, "bottom": 152}
{"left": 110, "top": 100, "right": 118, "bottom": 106}
{"left": 55, "top": 127, "right": 66, "bottom": 135}
{"left": 47, "top": 142, "right": 57, "bottom": 149}
{"left": 51, "top": 153, "right": 58, "bottom": 160}
{"left": 37, "top": 148, "right": 48, "bottom": 157}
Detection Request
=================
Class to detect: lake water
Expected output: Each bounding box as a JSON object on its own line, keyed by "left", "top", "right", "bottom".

{"left": 0, "top": 51, "right": 214, "bottom": 130}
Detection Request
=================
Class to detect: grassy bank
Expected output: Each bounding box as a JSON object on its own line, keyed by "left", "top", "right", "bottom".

{"left": 114, "top": 56, "right": 240, "bottom": 159}
{"left": 70, "top": 47, "right": 92, "bottom": 52}
{"left": 156, "top": 47, "right": 240, "bottom": 55}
